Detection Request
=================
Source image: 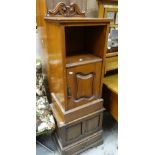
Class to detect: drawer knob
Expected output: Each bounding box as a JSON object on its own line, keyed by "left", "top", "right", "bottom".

{"left": 79, "top": 58, "right": 83, "bottom": 62}
{"left": 69, "top": 72, "right": 74, "bottom": 75}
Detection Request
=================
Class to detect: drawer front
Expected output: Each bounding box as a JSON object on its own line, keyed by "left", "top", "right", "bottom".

{"left": 67, "top": 62, "right": 102, "bottom": 109}
{"left": 58, "top": 109, "right": 103, "bottom": 147}
{"left": 63, "top": 130, "right": 103, "bottom": 155}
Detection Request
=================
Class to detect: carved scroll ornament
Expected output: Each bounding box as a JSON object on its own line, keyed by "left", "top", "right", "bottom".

{"left": 47, "top": 2, "right": 85, "bottom": 17}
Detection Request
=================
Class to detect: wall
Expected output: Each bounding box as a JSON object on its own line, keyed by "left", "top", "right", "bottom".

{"left": 87, "top": 0, "right": 98, "bottom": 17}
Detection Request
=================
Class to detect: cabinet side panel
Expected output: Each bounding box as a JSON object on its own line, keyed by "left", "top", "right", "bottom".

{"left": 46, "top": 23, "right": 67, "bottom": 109}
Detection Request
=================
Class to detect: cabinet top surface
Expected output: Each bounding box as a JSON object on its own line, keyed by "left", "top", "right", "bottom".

{"left": 44, "top": 17, "right": 111, "bottom": 24}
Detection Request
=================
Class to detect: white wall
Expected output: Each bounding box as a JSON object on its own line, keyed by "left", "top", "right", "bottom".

{"left": 87, "top": 0, "right": 98, "bottom": 17}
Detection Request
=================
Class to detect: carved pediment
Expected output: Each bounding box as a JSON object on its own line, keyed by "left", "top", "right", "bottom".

{"left": 47, "top": 2, "right": 85, "bottom": 17}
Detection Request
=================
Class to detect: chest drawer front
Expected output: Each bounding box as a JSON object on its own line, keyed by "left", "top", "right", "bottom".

{"left": 63, "top": 130, "right": 103, "bottom": 155}
{"left": 66, "top": 62, "right": 102, "bottom": 109}
{"left": 58, "top": 109, "right": 104, "bottom": 147}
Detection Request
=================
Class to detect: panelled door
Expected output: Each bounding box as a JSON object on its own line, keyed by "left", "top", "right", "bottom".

{"left": 66, "top": 62, "right": 102, "bottom": 109}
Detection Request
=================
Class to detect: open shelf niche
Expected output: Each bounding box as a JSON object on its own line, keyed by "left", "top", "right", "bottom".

{"left": 65, "top": 25, "right": 106, "bottom": 68}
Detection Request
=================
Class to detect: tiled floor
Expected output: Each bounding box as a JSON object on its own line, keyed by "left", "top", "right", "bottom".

{"left": 36, "top": 111, "right": 118, "bottom": 155}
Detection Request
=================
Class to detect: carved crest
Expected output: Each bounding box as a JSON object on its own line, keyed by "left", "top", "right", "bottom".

{"left": 47, "top": 2, "right": 85, "bottom": 17}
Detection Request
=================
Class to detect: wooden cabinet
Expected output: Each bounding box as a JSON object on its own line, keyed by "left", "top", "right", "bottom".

{"left": 37, "top": 1, "right": 111, "bottom": 154}
{"left": 44, "top": 18, "right": 110, "bottom": 113}
{"left": 43, "top": 18, "right": 110, "bottom": 154}
{"left": 36, "top": 2, "right": 111, "bottom": 150}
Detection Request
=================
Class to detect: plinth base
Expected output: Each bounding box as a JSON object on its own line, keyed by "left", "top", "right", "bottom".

{"left": 56, "top": 130, "right": 103, "bottom": 155}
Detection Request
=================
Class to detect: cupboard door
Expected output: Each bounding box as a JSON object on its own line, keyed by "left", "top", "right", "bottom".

{"left": 67, "top": 62, "right": 102, "bottom": 109}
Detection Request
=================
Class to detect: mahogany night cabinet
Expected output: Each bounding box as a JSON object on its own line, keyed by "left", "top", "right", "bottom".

{"left": 44, "top": 17, "right": 110, "bottom": 155}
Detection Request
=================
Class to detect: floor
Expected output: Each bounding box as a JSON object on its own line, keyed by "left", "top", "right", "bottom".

{"left": 36, "top": 111, "right": 118, "bottom": 155}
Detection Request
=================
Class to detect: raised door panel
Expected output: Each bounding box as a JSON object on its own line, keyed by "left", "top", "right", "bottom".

{"left": 66, "top": 123, "right": 82, "bottom": 142}
{"left": 67, "top": 72, "right": 95, "bottom": 101}
{"left": 86, "top": 116, "right": 100, "bottom": 133}
{"left": 75, "top": 73, "right": 94, "bottom": 99}
{"left": 66, "top": 62, "right": 102, "bottom": 109}
{"left": 84, "top": 113, "right": 103, "bottom": 135}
